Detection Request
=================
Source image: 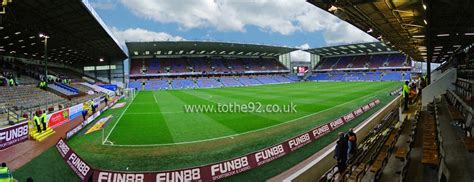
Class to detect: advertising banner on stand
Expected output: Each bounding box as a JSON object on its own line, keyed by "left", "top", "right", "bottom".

{"left": 47, "top": 109, "right": 70, "bottom": 128}
{"left": 89, "top": 99, "right": 381, "bottom": 182}
{"left": 0, "top": 122, "right": 29, "bottom": 150}
{"left": 56, "top": 139, "right": 93, "bottom": 181}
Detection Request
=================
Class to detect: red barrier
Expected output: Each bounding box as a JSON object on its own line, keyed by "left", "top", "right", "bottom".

{"left": 57, "top": 99, "right": 380, "bottom": 182}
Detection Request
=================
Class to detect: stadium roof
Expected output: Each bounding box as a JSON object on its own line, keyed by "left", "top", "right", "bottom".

{"left": 0, "top": 0, "right": 127, "bottom": 65}
{"left": 307, "top": 0, "right": 474, "bottom": 63}
{"left": 305, "top": 42, "right": 398, "bottom": 57}
{"left": 126, "top": 41, "right": 298, "bottom": 58}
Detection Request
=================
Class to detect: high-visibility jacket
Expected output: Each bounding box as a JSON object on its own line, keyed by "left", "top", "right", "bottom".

{"left": 40, "top": 113, "right": 47, "bottom": 123}
{"left": 0, "top": 167, "right": 13, "bottom": 182}
{"left": 403, "top": 85, "right": 410, "bottom": 98}
{"left": 33, "top": 115, "right": 40, "bottom": 125}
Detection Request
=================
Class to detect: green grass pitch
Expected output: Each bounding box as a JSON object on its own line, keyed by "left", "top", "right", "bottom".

{"left": 13, "top": 81, "right": 402, "bottom": 181}
{"left": 105, "top": 81, "right": 400, "bottom": 146}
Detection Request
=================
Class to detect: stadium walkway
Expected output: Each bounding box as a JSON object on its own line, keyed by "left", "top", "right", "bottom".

{"left": 0, "top": 98, "right": 116, "bottom": 171}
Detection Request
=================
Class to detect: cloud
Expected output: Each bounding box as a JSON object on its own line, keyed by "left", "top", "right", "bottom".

{"left": 323, "top": 21, "right": 377, "bottom": 45}
{"left": 119, "top": 0, "right": 376, "bottom": 45}
{"left": 91, "top": 1, "right": 116, "bottom": 10}
{"left": 291, "top": 43, "right": 311, "bottom": 62}
{"left": 110, "top": 27, "right": 186, "bottom": 46}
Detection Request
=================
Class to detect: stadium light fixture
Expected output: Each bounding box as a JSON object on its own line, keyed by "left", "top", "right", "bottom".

{"left": 465, "top": 33, "right": 474, "bottom": 36}
{"left": 100, "top": 58, "right": 104, "bottom": 62}
{"left": 328, "top": 5, "right": 338, "bottom": 12}
{"left": 412, "top": 35, "right": 425, "bottom": 38}
{"left": 423, "top": 19, "right": 428, "bottom": 25}
{"left": 437, "top": 34, "right": 449, "bottom": 37}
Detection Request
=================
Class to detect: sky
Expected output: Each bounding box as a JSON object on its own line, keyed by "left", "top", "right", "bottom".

{"left": 88, "top": 0, "right": 377, "bottom": 62}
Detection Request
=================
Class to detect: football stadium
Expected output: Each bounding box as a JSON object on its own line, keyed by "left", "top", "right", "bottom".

{"left": 1, "top": 0, "right": 474, "bottom": 182}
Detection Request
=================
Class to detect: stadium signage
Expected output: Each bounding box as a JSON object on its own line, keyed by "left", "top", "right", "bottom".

{"left": 343, "top": 113, "right": 355, "bottom": 123}
{"left": 60, "top": 99, "right": 380, "bottom": 182}
{"left": 329, "top": 118, "right": 345, "bottom": 129}
{"left": 362, "top": 105, "right": 371, "bottom": 112}
{"left": 47, "top": 109, "right": 70, "bottom": 128}
{"left": 287, "top": 133, "right": 311, "bottom": 151}
{"left": 0, "top": 122, "right": 29, "bottom": 150}
{"left": 56, "top": 138, "right": 93, "bottom": 181}
{"left": 353, "top": 108, "right": 364, "bottom": 117}
{"left": 69, "top": 103, "right": 85, "bottom": 120}
{"left": 66, "top": 123, "right": 84, "bottom": 140}
{"left": 312, "top": 124, "right": 331, "bottom": 140}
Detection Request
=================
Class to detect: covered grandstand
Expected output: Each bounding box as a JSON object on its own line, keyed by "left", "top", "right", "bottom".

{"left": 0, "top": 1, "right": 126, "bottom": 125}
{"left": 1, "top": 0, "right": 474, "bottom": 181}
{"left": 306, "top": 42, "right": 412, "bottom": 81}
{"left": 127, "top": 41, "right": 298, "bottom": 90}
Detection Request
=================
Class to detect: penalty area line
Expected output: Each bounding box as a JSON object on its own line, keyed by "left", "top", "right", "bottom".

{"left": 103, "top": 90, "right": 138, "bottom": 144}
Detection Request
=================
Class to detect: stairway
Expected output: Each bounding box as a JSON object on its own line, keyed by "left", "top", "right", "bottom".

{"left": 28, "top": 121, "right": 55, "bottom": 142}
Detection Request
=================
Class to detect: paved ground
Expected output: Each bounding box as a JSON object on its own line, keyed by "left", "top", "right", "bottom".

{"left": 0, "top": 98, "right": 113, "bottom": 171}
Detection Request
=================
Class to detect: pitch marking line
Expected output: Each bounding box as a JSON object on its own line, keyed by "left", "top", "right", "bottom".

{"left": 103, "top": 85, "right": 396, "bottom": 147}
{"left": 103, "top": 90, "right": 139, "bottom": 144}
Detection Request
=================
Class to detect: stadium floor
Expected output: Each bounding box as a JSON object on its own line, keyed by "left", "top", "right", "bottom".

{"left": 105, "top": 81, "right": 401, "bottom": 146}
{"left": 14, "top": 81, "right": 402, "bottom": 181}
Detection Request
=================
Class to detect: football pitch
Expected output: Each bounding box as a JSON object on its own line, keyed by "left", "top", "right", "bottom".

{"left": 14, "top": 81, "right": 402, "bottom": 181}
{"left": 105, "top": 81, "right": 401, "bottom": 146}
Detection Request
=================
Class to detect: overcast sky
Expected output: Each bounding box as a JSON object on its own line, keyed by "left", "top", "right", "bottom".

{"left": 89, "top": 0, "right": 377, "bottom": 62}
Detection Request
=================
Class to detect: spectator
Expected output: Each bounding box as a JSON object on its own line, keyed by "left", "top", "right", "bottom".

{"left": 334, "top": 132, "right": 348, "bottom": 173}
{"left": 0, "top": 162, "right": 13, "bottom": 182}
{"left": 347, "top": 128, "right": 357, "bottom": 160}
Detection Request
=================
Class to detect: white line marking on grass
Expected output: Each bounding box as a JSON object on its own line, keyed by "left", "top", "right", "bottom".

{"left": 152, "top": 91, "right": 159, "bottom": 104}
{"left": 103, "top": 90, "right": 138, "bottom": 144}
{"left": 103, "top": 85, "right": 395, "bottom": 147}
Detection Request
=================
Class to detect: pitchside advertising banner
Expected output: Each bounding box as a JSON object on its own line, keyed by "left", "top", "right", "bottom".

{"left": 47, "top": 109, "right": 70, "bottom": 128}
{"left": 57, "top": 99, "right": 380, "bottom": 182}
{"left": 69, "top": 103, "right": 85, "bottom": 120}
{"left": 0, "top": 122, "right": 29, "bottom": 150}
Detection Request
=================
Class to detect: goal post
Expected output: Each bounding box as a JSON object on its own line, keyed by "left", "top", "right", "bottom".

{"left": 124, "top": 88, "right": 137, "bottom": 101}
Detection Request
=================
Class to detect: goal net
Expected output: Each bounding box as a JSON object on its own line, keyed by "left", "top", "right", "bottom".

{"left": 124, "top": 88, "right": 137, "bottom": 102}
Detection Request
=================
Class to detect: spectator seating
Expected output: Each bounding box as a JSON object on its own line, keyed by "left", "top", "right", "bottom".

{"left": 0, "top": 85, "right": 67, "bottom": 111}
{"left": 130, "top": 57, "right": 288, "bottom": 76}
{"left": 237, "top": 77, "right": 261, "bottom": 86}
{"left": 255, "top": 76, "right": 279, "bottom": 84}
{"left": 219, "top": 78, "right": 243, "bottom": 87}
{"left": 48, "top": 83, "right": 79, "bottom": 96}
{"left": 172, "top": 79, "right": 196, "bottom": 89}
{"left": 272, "top": 75, "right": 292, "bottom": 82}
{"left": 197, "top": 78, "right": 222, "bottom": 88}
